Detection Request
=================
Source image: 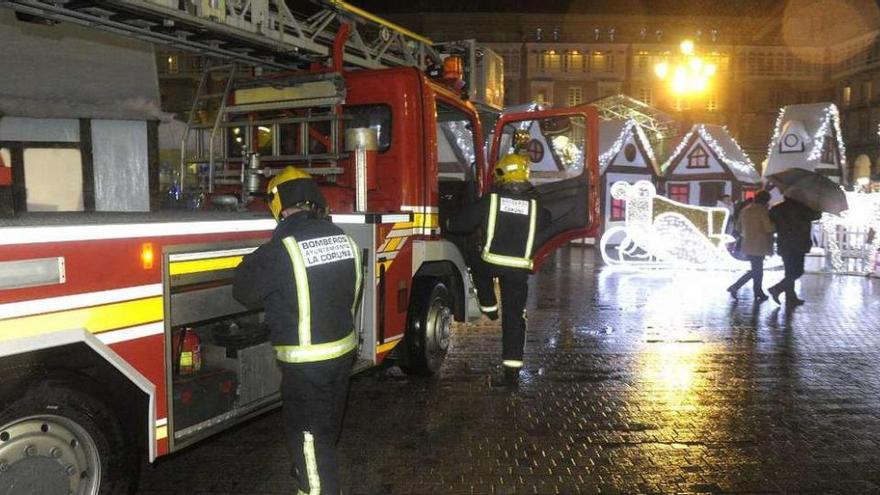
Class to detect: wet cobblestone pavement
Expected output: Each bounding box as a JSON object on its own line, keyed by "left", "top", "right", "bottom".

{"left": 138, "top": 247, "right": 880, "bottom": 494}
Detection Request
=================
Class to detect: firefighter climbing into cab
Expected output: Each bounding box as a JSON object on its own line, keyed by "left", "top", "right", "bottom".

{"left": 233, "top": 166, "right": 362, "bottom": 494}
{"left": 448, "top": 129, "right": 551, "bottom": 388}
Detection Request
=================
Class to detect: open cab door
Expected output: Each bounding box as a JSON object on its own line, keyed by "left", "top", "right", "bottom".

{"left": 488, "top": 107, "right": 600, "bottom": 270}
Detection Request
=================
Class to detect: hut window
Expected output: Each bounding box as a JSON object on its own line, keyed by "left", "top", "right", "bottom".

{"left": 820, "top": 138, "right": 835, "bottom": 164}
{"left": 668, "top": 183, "right": 690, "bottom": 203}
{"left": 610, "top": 197, "right": 626, "bottom": 221}
{"left": 687, "top": 145, "right": 709, "bottom": 168}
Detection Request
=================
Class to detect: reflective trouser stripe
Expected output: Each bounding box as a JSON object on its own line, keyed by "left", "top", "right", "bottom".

{"left": 480, "top": 304, "right": 498, "bottom": 312}
{"left": 482, "top": 193, "right": 537, "bottom": 271}
{"left": 282, "top": 236, "right": 312, "bottom": 346}
{"left": 484, "top": 193, "right": 500, "bottom": 254}
{"left": 523, "top": 199, "right": 538, "bottom": 258}
{"left": 275, "top": 331, "right": 357, "bottom": 364}
{"left": 303, "top": 431, "right": 320, "bottom": 495}
{"left": 482, "top": 252, "right": 533, "bottom": 270}
{"left": 503, "top": 360, "right": 523, "bottom": 368}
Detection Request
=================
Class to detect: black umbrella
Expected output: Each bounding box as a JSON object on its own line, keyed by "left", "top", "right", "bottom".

{"left": 766, "top": 168, "right": 848, "bottom": 215}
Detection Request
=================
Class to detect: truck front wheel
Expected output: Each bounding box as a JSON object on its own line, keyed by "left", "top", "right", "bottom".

{"left": 0, "top": 379, "right": 136, "bottom": 495}
{"left": 403, "top": 279, "right": 452, "bottom": 375}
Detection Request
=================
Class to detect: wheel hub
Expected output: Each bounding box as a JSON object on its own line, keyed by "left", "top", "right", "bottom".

{"left": 0, "top": 415, "right": 100, "bottom": 495}
{"left": 427, "top": 301, "right": 452, "bottom": 355}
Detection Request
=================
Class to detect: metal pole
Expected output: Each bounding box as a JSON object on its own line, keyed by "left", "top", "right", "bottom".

{"left": 345, "top": 128, "right": 378, "bottom": 212}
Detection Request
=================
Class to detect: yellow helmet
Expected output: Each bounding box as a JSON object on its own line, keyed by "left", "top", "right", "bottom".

{"left": 512, "top": 130, "right": 530, "bottom": 151}
{"left": 267, "top": 166, "right": 326, "bottom": 221}
{"left": 494, "top": 153, "right": 530, "bottom": 184}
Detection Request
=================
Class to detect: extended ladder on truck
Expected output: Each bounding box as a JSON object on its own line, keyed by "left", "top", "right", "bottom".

{"left": 0, "top": 0, "right": 437, "bottom": 70}
{"left": 0, "top": 0, "right": 446, "bottom": 198}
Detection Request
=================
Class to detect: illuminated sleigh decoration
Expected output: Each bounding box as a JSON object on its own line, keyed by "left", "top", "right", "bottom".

{"left": 600, "top": 181, "right": 741, "bottom": 267}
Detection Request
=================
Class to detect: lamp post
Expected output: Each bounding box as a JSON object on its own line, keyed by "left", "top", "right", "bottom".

{"left": 654, "top": 39, "right": 717, "bottom": 122}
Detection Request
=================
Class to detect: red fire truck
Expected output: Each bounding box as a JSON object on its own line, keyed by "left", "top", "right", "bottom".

{"left": 0, "top": 0, "right": 599, "bottom": 492}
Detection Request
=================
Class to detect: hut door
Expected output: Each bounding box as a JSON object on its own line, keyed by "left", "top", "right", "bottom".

{"left": 698, "top": 182, "right": 725, "bottom": 207}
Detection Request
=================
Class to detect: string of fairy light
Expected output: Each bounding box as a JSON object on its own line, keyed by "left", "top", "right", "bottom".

{"left": 660, "top": 124, "right": 759, "bottom": 181}
{"left": 598, "top": 119, "right": 658, "bottom": 172}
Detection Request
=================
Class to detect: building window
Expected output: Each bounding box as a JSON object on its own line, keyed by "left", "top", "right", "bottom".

{"left": 668, "top": 183, "right": 690, "bottom": 203}
{"left": 567, "top": 51, "right": 586, "bottom": 72}
{"left": 541, "top": 50, "right": 562, "bottom": 72}
{"left": 638, "top": 87, "right": 653, "bottom": 106}
{"left": 687, "top": 145, "right": 709, "bottom": 168}
{"left": 166, "top": 55, "right": 178, "bottom": 74}
{"left": 707, "top": 93, "right": 719, "bottom": 112}
{"left": 842, "top": 86, "right": 852, "bottom": 107}
{"left": 610, "top": 197, "right": 626, "bottom": 221}
{"left": 534, "top": 90, "right": 549, "bottom": 106}
{"left": 863, "top": 81, "right": 873, "bottom": 103}
{"left": 567, "top": 86, "right": 583, "bottom": 107}
{"left": 772, "top": 89, "right": 785, "bottom": 108}
{"left": 820, "top": 138, "right": 836, "bottom": 164}
{"left": 674, "top": 97, "right": 692, "bottom": 112}
{"left": 590, "top": 52, "right": 606, "bottom": 72}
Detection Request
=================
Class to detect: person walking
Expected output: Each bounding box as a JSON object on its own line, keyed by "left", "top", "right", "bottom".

{"left": 727, "top": 190, "right": 775, "bottom": 301}
{"left": 767, "top": 196, "right": 821, "bottom": 306}
{"left": 233, "top": 166, "right": 362, "bottom": 494}
{"left": 448, "top": 130, "right": 549, "bottom": 388}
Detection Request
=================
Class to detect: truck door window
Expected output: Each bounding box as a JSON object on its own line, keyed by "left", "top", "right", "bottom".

{"left": 435, "top": 101, "right": 476, "bottom": 181}
{"left": 498, "top": 115, "right": 586, "bottom": 184}
{"left": 343, "top": 104, "right": 392, "bottom": 152}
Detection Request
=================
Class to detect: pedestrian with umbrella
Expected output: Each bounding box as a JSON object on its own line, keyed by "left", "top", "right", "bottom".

{"left": 764, "top": 168, "right": 847, "bottom": 306}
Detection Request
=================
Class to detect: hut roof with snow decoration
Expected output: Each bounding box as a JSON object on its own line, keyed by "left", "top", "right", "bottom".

{"left": 764, "top": 102, "right": 846, "bottom": 183}
{"left": 660, "top": 124, "right": 761, "bottom": 206}
{"left": 598, "top": 119, "right": 659, "bottom": 176}
{"left": 597, "top": 119, "right": 660, "bottom": 228}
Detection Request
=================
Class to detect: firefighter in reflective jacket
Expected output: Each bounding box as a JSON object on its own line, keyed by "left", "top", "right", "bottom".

{"left": 448, "top": 130, "right": 550, "bottom": 387}
{"left": 233, "top": 166, "right": 362, "bottom": 494}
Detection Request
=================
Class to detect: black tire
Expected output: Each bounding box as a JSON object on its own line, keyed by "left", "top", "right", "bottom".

{"left": 403, "top": 279, "right": 453, "bottom": 375}
{"left": 0, "top": 377, "right": 137, "bottom": 495}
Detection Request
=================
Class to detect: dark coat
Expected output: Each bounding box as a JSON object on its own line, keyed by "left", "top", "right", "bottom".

{"left": 233, "top": 210, "right": 359, "bottom": 348}
{"left": 769, "top": 198, "right": 821, "bottom": 255}
{"left": 447, "top": 183, "right": 552, "bottom": 256}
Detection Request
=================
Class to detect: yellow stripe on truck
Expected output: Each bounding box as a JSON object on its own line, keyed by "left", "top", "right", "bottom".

{"left": 0, "top": 296, "right": 164, "bottom": 341}
{"left": 169, "top": 256, "right": 244, "bottom": 276}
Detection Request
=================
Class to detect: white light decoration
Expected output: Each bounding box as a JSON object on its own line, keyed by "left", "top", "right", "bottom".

{"left": 661, "top": 124, "right": 758, "bottom": 181}
{"left": 767, "top": 103, "right": 847, "bottom": 175}
{"left": 598, "top": 119, "right": 656, "bottom": 172}
{"left": 820, "top": 192, "right": 880, "bottom": 274}
{"left": 600, "top": 180, "right": 751, "bottom": 269}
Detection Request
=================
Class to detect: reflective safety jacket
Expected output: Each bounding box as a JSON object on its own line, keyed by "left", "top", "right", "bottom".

{"left": 448, "top": 185, "right": 550, "bottom": 271}
{"left": 233, "top": 211, "right": 362, "bottom": 364}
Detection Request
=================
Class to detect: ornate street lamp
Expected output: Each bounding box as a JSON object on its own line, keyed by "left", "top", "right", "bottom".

{"left": 654, "top": 39, "right": 717, "bottom": 98}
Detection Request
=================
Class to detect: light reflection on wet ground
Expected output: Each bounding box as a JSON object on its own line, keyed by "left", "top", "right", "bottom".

{"left": 139, "top": 246, "right": 880, "bottom": 494}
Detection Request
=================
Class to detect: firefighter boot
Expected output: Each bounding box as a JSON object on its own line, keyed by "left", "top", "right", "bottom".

{"left": 490, "top": 366, "right": 520, "bottom": 389}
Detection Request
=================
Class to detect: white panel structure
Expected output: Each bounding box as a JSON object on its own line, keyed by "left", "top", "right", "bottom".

{"left": 91, "top": 120, "right": 150, "bottom": 212}
{"left": 23, "top": 148, "right": 83, "bottom": 211}
{"left": 0, "top": 117, "right": 80, "bottom": 142}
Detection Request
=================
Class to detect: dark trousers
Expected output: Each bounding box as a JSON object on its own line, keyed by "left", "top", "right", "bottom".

{"left": 473, "top": 262, "right": 529, "bottom": 366}
{"left": 730, "top": 255, "right": 766, "bottom": 295}
{"left": 771, "top": 252, "right": 806, "bottom": 298}
{"left": 280, "top": 352, "right": 354, "bottom": 495}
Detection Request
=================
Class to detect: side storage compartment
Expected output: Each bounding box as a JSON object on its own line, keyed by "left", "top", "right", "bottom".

{"left": 164, "top": 241, "right": 281, "bottom": 451}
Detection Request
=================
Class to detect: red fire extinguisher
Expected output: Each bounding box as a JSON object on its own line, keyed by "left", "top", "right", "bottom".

{"left": 175, "top": 328, "right": 202, "bottom": 375}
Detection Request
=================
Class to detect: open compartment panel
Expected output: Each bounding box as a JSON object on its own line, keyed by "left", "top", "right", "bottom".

{"left": 163, "top": 240, "right": 280, "bottom": 449}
